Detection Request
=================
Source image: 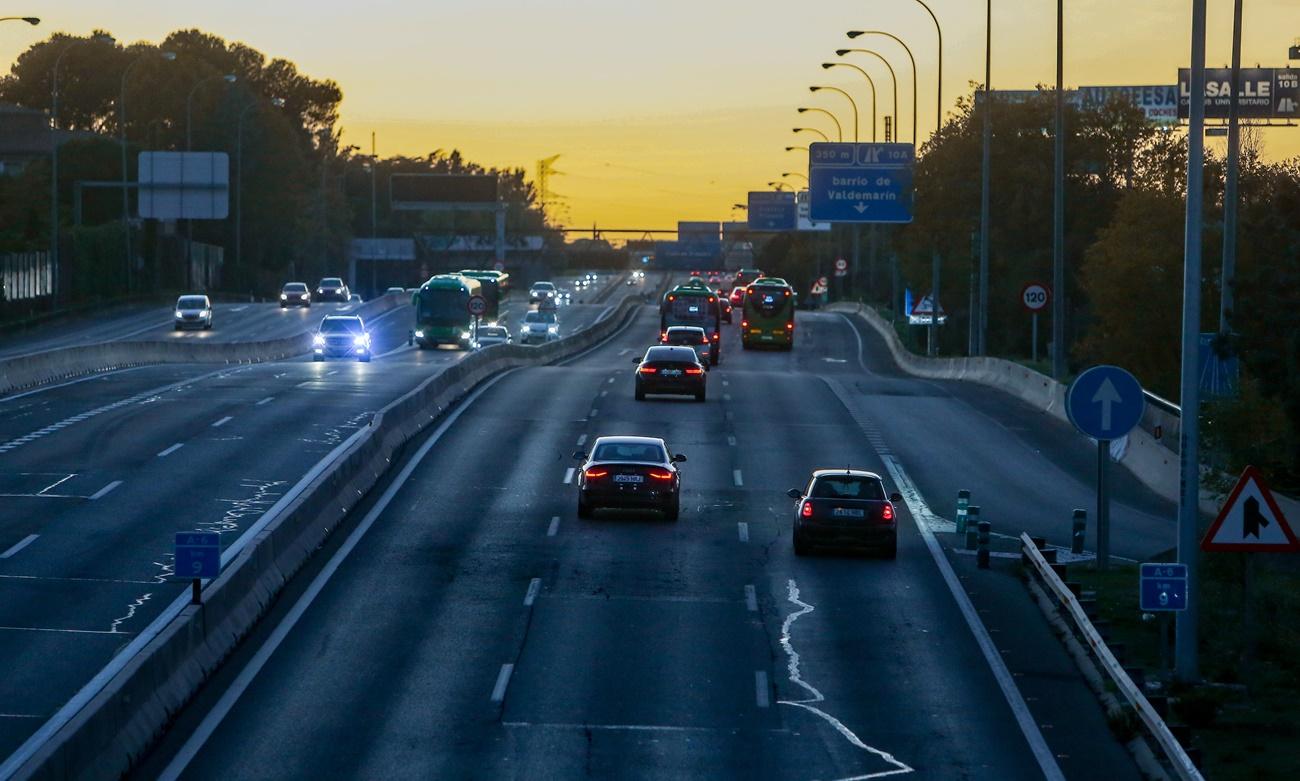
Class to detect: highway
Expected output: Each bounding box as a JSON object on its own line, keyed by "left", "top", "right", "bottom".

{"left": 123, "top": 300, "right": 1154, "bottom": 780}
{"left": 0, "top": 272, "right": 629, "bottom": 759}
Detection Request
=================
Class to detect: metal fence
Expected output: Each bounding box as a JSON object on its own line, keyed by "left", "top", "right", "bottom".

{"left": 0, "top": 252, "right": 53, "bottom": 302}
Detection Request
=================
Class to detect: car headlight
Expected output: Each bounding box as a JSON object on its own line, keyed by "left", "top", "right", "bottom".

{"left": 460, "top": 331, "right": 472, "bottom": 339}
{"left": 313, "top": 334, "right": 325, "bottom": 346}
{"left": 547, "top": 324, "right": 558, "bottom": 333}
{"left": 414, "top": 330, "right": 425, "bottom": 338}
{"left": 353, "top": 335, "right": 369, "bottom": 347}
{"left": 174, "top": 310, "right": 183, "bottom": 318}
{"left": 280, "top": 294, "right": 287, "bottom": 300}
{"left": 200, "top": 309, "right": 210, "bottom": 317}
{"left": 317, "top": 289, "right": 324, "bottom": 294}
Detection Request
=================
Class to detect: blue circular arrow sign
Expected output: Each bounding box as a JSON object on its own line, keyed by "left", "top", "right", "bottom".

{"left": 1066, "top": 365, "right": 1145, "bottom": 440}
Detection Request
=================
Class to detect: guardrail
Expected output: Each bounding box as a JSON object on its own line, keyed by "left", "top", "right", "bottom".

{"left": 1019, "top": 533, "right": 1203, "bottom": 781}
{"left": 0, "top": 288, "right": 650, "bottom": 781}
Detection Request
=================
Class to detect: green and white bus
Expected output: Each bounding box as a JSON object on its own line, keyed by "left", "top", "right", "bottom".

{"left": 741, "top": 277, "right": 795, "bottom": 350}
{"left": 412, "top": 274, "right": 481, "bottom": 350}
{"left": 660, "top": 282, "right": 722, "bottom": 364}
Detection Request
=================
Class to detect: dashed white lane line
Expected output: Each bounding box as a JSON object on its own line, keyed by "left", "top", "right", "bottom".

{"left": 255, "top": 397, "right": 274, "bottom": 406}
{"left": 733, "top": 469, "right": 744, "bottom": 487}
{"left": 618, "top": 348, "right": 632, "bottom": 356}
{"left": 89, "top": 480, "right": 123, "bottom": 501}
{"left": 722, "top": 379, "right": 729, "bottom": 387}
{"left": 562, "top": 467, "right": 575, "bottom": 485}
{"left": 211, "top": 416, "right": 232, "bottom": 428}
{"left": 491, "top": 663, "right": 515, "bottom": 703}
{"left": 607, "top": 377, "right": 616, "bottom": 384}
{"left": 737, "top": 522, "right": 749, "bottom": 542}
{"left": 547, "top": 516, "right": 560, "bottom": 537}
{"left": 157, "top": 443, "right": 184, "bottom": 458}
{"left": 599, "top": 390, "right": 608, "bottom": 398}
{"left": 589, "top": 408, "right": 598, "bottom": 418}
{"left": 755, "top": 671, "right": 770, "bottom": 708}
{"left": 524, "top": 578, "right": 542, "bottom": 607}
{"left": 744, "top": 584, "right": 758, "bottom": 612}
{"left": 723, "top": 393, "right": 732, "bottom": 402}
{"left": 727, "top": 435, "right": 737, "bottom": 447}
{"left": 0, "top": 535, "right": 39, "bottom": 559}
{"left": 576, "top": 434, "right": 587, "bottom": 447}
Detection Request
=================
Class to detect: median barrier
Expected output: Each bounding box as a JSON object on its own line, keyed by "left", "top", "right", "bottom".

{"left": 1, "top": 290, "right": 648, "bottom": 781}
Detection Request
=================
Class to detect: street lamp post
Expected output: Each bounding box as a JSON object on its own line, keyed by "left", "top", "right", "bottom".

{"left": 796, "top": 108, "right": 842, "bottom": 142}
{"left": 363, "top": 159, "right": 377, "bottom": 238}
{"left": 767, "top": 181, "right": 791, "bottom": 192}
{"left": 977, "top": 0, "right": 993, "bottom": 356}
{"left": 120, "top": 50, "right": 177, "bottom": 294}
{"left": 784, "top": 145, "right": 809, "bottom": 153}
{"left": 809, "top": 86, "right": 859, "bottom": 143}
{"left": 235, "top": 98, "right": 285, "bottom": 292}
{"left": 792, "top": 127, "right": 829, "bottom": 143}
{"left": 835, "top": 50, "right": 897, "bottom": 142}
{"left": 781, "top": 172, "right": 809, "bottom": 185}
{"left": 906, "top": 0, "right": 943, "bottom": 354}
{"left": 848, "top": 31, "right": 918, "bottom": 147}
{"left": 184, "top": 73, "right": 237, "bottom": 289}
{"left": 0, "top": 16, "right": 40, "bottom": 24}
{"left": 822, "top": 63, "right": 878, "bottom": 142}
{"left": 1051, "top": 0, "right": 1065, "bottom": 381}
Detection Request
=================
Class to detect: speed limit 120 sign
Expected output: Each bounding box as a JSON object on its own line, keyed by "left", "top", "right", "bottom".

{"left": 1021, "top": 283, "right": 1050, "bottom": 312}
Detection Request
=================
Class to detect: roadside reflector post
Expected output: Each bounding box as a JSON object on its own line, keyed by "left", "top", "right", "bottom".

{"left": 956, "top": 489, "right": 971, "bottom": 534}
{"left": 1072, "top": 508, "right": 1087, "bottom": 555}
{"left": 191, "top": 578, "right": 202, "bottom": 605}
{"left": 965, "top": 505, "right": 980, "bottom": 551}
{"left": 977, "top": 519, "right": 991, "bottom": 569}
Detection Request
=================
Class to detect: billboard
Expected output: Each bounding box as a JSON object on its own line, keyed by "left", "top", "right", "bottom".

{"left": 1178, "top": 68, "right": 1300, "bottom": 120}
{"left": 984, "top": 86, "right": 1181, "bottom": 125}
{"left": 678, "top": 221, "right": 721, "bottom": 244}
{"left": 137, "top": 152, "right": 229, "bottom": 220}
{"left": 390, "top": 174, "right": 498, "bottom": 208}
{"left": 655, "top": 240, "right": 721, "bottom": 270}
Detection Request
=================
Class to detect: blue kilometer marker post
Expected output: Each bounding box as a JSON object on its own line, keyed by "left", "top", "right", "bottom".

{"left": 808, "top": 142, "right": 915, "bottom": 224}
{"left": 175, "top": 531, "right": 221, "bottom": 604}
{"left": 1140, "top": 563, "right": 1188, "bottom": 611}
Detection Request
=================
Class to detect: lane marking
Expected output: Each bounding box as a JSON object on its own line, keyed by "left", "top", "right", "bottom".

{"left": 617, "top": 348, "right": 632, "bottom": 356}
{"left": 89, "top": 480, "right": 123, "bottom": 501}
{"left": 779, "top": 578, "right": 914, "bottom": 778}
{"left": 733, "top": 469, "right": 744, "bottom": 487}
{"left": 0, "top": 624, "right": 128, "bottom": 635}
{"left": 724, "top": 393, "right": 732, "bottom": 402}
{"left": 37, "top": 474, "right": 76, "bottom": 495}
{"left": 727, "top": 435, "right": 737, "bottom": 447}
{"left": 755, "top": 670, "right": 770, "bottom": 708}
{"left": 589, "top": 408, "right": 598, "bottom": 418}
{"left": 576, "top": 434, "right": 587, "bottom": 447}
{"left": 491, "top": 663, "right": 515, "bottom": 703}
{"left": 599, "top": 390, "right": 608, "bottom": 398}
{"left": 524, "top": 578, "right": 542, "bottom": 606}
{"left": 0, "top": 535, "right": 39, "bottom": 559}
{"left": 547, "top": 516, "right": 560, "bottom": 537}
{"left": 880, "top": 455, "right": 1064, "bottom": 781}
{"left": 255, "top": 397, "right": 274, "bottom": 406}
{"left": 211, "top": 416, "right": 232, "bottom": 428}
{"left": 737, "top": 522, "right": 749, "bottom": 542}
{"left": 744, "top": 584, "right": 758, "bottom": 612}
{"left": 562, "top": 467, "right": 575, "bottom": 485}
{"left": 156, "top": 443, "right": 183, "bottom": 458}
{"left": 607, "top": 377, "right": 616, "bottom": 384}
{"left": 501, "top": 721, "right": 787, "bottom": 735}
{"left": 722, "top": 379, "right": 729, "bottom": 387}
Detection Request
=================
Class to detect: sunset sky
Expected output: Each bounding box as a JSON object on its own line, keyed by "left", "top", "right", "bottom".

{"left": 5, "top": 1, "right": 1299, "bottom": 229}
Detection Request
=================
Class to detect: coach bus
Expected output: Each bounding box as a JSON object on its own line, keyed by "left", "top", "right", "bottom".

{"left": 741, "top": 277, "right": 795, "bottom": 350}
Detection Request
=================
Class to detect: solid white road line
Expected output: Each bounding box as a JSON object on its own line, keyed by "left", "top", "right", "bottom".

{"left": 562, "top": 467, "right": 575, "bottom": 485}
{"left": 156, "top": 443, "right": 183, "bottom": 458}
{"left": 737, "top": 522, "right": 749, "bottom": 542}
{"left": 733, "top": 469, "right": 744, "bottom": 487}
{"left": 88, "top": 480, "right": 123, "bottom": 501}
{"left": 547, "top": 516, "right": 560, "bottom": 537}
{"left": 524, "top": 578, "right": 542, "bottom": 607}
{"left": 211, "top": 416, "right": 232, "bottom": 428}
{"left": 157, "top": 372, "right": 512, "bottom": 781}
{"left": 755, "top": 671, "right": 770, "bottom": 708}
{"left": 491, "top": 663, "right": 515, "bottom": 703}
{"left": 0, "top": 535, "right": 39, "bottom": 559}
{"left": 255, "top": 396, "right": 274, "bottom": 406}
{"left": 880, "top": 454, "right": 1064, "bottom": 781}
{"left": 744, "top": 584, "right": 758, "bottom": 612}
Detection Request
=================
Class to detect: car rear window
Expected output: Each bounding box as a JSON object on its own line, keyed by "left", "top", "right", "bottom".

{"left": 644, "top": 346, "right": 697, "bottom": 363}
{"left": 811, "top": 476, "right": 886, "bottom": 500}
{"left": 665, "top": 329, "right": 706, "bottom": 345}
{"left": 479, "top": 327, "right": 507, "bottom": 337}
{"left": 592, "top": 442, "right": 667, "bottom": 463}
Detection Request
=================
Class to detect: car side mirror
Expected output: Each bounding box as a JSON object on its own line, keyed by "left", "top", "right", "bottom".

{"left": 889, "top": 492, "right": 903, "bottom": 503}
{"left": 672, "top": 453, "right": 687, "bottom": 463}
{"left": 573, "top": 451, "right": 587, "bottom": 460}
{"left": 632, "top": 355, "right": 642, "bottom": 363}
{"left": 787, "top": 488, "right": 803, "bottom": 499}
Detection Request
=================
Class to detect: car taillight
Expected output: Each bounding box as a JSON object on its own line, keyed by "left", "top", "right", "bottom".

{"left": 685, "top": 367, "right": 703, "bottom": 375}
{"left": 882, "top": 503, "right": 895, "bottom": 521}
{"left": 711, "top": 332, "right": 719, "bottom": 340}
{"left": 660, "top": 332, "right": 668, "bottom": 342}
{"left": 801, "top": 502, "right": 813, "bottom": 518}
{"left": 585, "top": 468, "right": 608, "bottom": 479}
{"left": 648, "top": 469, "right": 673, "bottom": 480}
{"left": 638, "top": 366, "right": 657, "bottom": 374}
{"left": 784, "top": 290, "right": 791, "bottom": 297}
{"left": 741, "top": 321, "right": 748, "bottom": 328}
{"left": 786, "top": 322, "right": 794, "bottom": 330}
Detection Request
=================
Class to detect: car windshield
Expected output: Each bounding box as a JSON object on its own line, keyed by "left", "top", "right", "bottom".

{"left": 177, "top": 297, "right": 208, "bottom": 309}
{"left": 319, "top": 318, "right": 362, "bottom": 333}
{"left": 283, "top": 283, "right": 307, "bottom": 292}
{"left": 524, "top": 312, "right": 557, "bottom": 324}
{"left": 320, "top": 278, "right": 343, "bottom": 287}
{"left": 811, "top": 476, "right": 886, "bottom": 501}
{"left": 532, "top": 282, "right": 556, "bottom": 291}
{"left": 592, "top": 441, "right": 667, "bottom": 463}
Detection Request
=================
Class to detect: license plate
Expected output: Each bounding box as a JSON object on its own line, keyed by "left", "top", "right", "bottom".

{"left": 661, "top": 369, "right": 682, "bottom": 377}
{"left": 832, "top": 507, "right": 865, "bottom": 518}
{"left": 614, "top": 474, "right": 644, "bottom": 484}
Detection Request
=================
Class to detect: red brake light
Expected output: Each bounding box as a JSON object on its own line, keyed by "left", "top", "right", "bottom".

{"left": 639, "top": 366, "right": 657, "bottom": 374}
{"left": 701, "top": 336, "right": 709, "bottom": 344}
{"left": 784, "top": 290, "right": 791, "bottom": 297}
{"left": 882, "top": 503, "right": 895, "bottom": 521}
{"left": 585, "top": 468, "right": 608, "bottom": 479}
{"left": 685, "top": 367, "right": 704, "bottom": 375}
{"left": 741, "top": 320, "right": 749, "bottom": 328}
{"left": 746, "top": 287, "right": 754, "bottom": 295}
{"left": 668, "top": 295, "right": 675, "bottom": 301}
{"left": 708, "top": 296, "right": 715, "bottom": 303}
{"left": 648, "top": 468, "right": 673, "bottom": 480}
{"left": 786, "top": 322, "right": 794, "bottom": 330}
{"left": 801, "top": 502, "right": 813, "bottom": 518}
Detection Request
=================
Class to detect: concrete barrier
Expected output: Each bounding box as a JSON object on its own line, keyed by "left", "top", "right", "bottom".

{"left": 0, "top": 294, "right": 409, "bottom": 397}
{"left": 1, "top": 291, "right": 648, "bottom": 781}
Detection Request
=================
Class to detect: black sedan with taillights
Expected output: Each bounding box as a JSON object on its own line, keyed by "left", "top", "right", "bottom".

{"left": 788, "top": 469, "right": 903, "bottom": 558}
{"left": 575, "top": 436, "right": 686, "bottom": 520}
{"left": 633, "top": 345, "right": 707, "bottom": 402}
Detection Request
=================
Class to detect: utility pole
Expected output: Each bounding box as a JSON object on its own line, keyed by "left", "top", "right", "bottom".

{"left": 1051, "top": 0, "right": 1066, "bottom": 381}
{"left": 977, "top": 0, "right": 993, "bottom": 355}
{"left": 1219, "top": 0, "right": 1244, "bottom": 335}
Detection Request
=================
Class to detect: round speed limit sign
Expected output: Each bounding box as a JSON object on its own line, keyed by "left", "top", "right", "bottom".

{"left": 467, "top": 295, "right": 488, "bottom": 317}
{"left": 1020, "top": 282, "right": 1050, "bottom": 313}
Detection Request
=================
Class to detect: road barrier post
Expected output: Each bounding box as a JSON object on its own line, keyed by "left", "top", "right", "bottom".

{"left": 965, "top": 505, "right": 980, "bottom": 550}
{"left": 956, "top": 489, "right": 970, "bottom": 534}
{"left": 977, "top": 519, "right": 991, "bottom": 569}
{"left": 1072, "top": 508, "right": 1087, "bottom": 555}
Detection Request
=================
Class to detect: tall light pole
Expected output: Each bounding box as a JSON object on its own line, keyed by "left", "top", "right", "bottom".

{"left": 809, "top": 86, "right": 859, "bottom": 143}
{"left": 1051, "top": 0, "right": 1065, "bottom": 381}
{"left": 767, "top": 181, "right": 791, "bottom": 192}
{"left": 120, "top": 49, "right": 177, "bottom": 294}
{"left": 363, "top": 159, "right": 377, "bottom": 238}
{"left": 977, "top": 0, "right": 993, "bottom": 356}
{"left": 848, "top": 31, "right": 918, "bottom": 147}
{"left": 792, "top": 126, "right": 829, "bottom": 142}
{"left": 909, "top": 0, "right": 944, "bottom": 140}
{"left": 836, "top": 50, "right": 897, "bottom": 141}
{"left": 1219, "top": 0, "right": 1244, "bottom": 336}
{"left": 796, "top": 108, "right": 842, "bottom": 142}
{"left": 236, "top": 97, "right": 285, "bottom": 292}
{"left": 50, "top": 33, "right": 115, "bottom": 305}
{"left": 184, "top": 73, "right": 237, "bottom": 289}
{"left": 0, "top": 16, "right": 40, "bottom": 24}
{"left": 821, "top": 63, "right": 877, "bottom": 141}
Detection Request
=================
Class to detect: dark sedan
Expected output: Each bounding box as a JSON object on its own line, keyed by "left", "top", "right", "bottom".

{"left": 575, "top": 436, "right": 686, "bottom": 520}
{"left": 315, "top": 277, "right": 350, "bottom": 302}
{"left": 280, "top": 282, "right": 311, "bottom": 308}
{"left": 634, "top": 345, "right": 706, "bottom": 402}
{"left": 788, "top": 469, "right": 903, "bottom": 558}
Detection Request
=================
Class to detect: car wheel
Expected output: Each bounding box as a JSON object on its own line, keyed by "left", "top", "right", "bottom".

{"left": 793, "top": 529, "right": 809, "bottom": 557}
{"left": 205, "top": 322, "right": 212, "bottom": 330}
{"left": 665, "top": 497, "right": 680, "bottom": 521}
{"left": 577, "top": 496, "right": 592, "bottom": 519}
{"left": 741, "top": 340, "right": 750, "bottom": 350}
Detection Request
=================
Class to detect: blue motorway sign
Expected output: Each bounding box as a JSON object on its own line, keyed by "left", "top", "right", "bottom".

{"left": 747, "top": 191, "right": 797, "bottom": 231}
{"left": 808, "top": 142, "right": 914, "bottom": 223}
{"left": 1139, "top": 563, "right": 1188, "bottom": 612}
{"left": 174, "top": 531, "right": 221, "bottom": 579}
{"left": 1065, "top": 365, "right": 1145, "bottom": 441}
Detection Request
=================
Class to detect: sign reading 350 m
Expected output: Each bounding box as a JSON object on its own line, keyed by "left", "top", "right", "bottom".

{"left": 808, "top": 142, "right": 915, "bottom": 224}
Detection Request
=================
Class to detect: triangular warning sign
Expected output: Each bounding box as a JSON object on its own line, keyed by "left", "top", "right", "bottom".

{"left": 910, "top": 293, "right": 946, "bottom": 317}
{"left": 1201, "top": 466, "right": 1300, "bottom": 552}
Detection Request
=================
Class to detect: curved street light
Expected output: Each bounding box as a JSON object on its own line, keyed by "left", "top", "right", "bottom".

{"left": 908, "top": 0, "right": 944, "bottom": 139}
{"left": 796, "top": 107, "right": 842, "bottom": 142}
{"left": 836, "top": 49, "right": 898, "bottom": 142}
{"left": 784, "top": 145, "right": 809, "bottom": 153}
{"left": 0, "top": 16, "right": 40, "bottom": 25}
{"left": 781, "top": 172, "right": 809, "bottom": 185}
{"left": 120, "top": 50, "right": 177, "bottom": 293}
{"left": 822, "top": 63, "right": 878, "bottom": 142}
{"left": 848, "top": 31, "right": 917, "bottom": 146}
{"left": 809, "top": 86, "right": 858, "bottom": 143}
{"left": 792, "top": 126, "right": 829, "bottom": 143}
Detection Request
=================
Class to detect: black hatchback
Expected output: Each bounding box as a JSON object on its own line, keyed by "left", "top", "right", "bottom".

{"left": 788, "top": 469, "right": 903, "bottom": 558}
{"left": 634, "top": 345, "right": 706, "bottom": 402}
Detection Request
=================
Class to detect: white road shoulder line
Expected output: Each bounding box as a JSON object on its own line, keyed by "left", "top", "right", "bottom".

{"left": 524, "top": 578, "right": 542, "bottom": 606}
{"left": 737, "top": 522, "right": 749, "bottom": 542}
{"left": 491, "top": 663, "right": 515, "bottom": 703}
{"left": 156, "top": 443, "right": 183, "bottom": 458}
{"left": 0, "top": 535, "right": 39, "bottom": 559}
{"left": 733, "top": 469, "right": 744, "bottom": 487}
{"left": 89, "top": 480, "right": 123, "bottom": 501}
{"left": 211, "top": 416, "right": 232, "bottom": 428}
{"left": 576, "top": 434, "right": 587, "bottom": 447}
{"left": 255, "top": 397, "right": 274, "bottom": 406}
{"left": 562, "top": 467, "right": 575, "bottom": 485}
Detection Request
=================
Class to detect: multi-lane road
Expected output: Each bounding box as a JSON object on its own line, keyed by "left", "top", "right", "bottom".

{"left": 0, "top": 273, "right": 629, "bottom": 761}
{"left": 98, "top": 297, "right": 1167, "bottom": 780}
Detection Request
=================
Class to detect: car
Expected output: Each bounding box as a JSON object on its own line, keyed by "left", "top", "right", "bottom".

{"left": 556, "top": 289, "right": 573, "bottom": 305}
{"left": 384, "top": 286, "right": 406, "bottom": 296}
{"left": 519, "top": 310, "right": 559, "bottom": 344}
{"left": 279, "top": 282, "right": 312, "bottom": 308}
{"left": 474, "top": 324, "right": 512, "bottom": 348}
{"left": 173, "top": 294, "right": 212, "bottom": 330}
{"left": 315, "top": 277, "right": 350, "bottom": 302}
{"left": 719, "top": 297, "right": 733, "bottom": 323}
{"left": 729, "top": 286, "right": 745, "bottom": 306}
{"left": 787, "top": 469, "right": 904, "bottom": 558}
{"left": 348, "top": 293, "right": 363, "bottom": 304}
{"left": 660, "top": 325, "right": 711, "bottom": 364}
{"left": 574, "top": 436, "right": 686, "bottom": 520}
{"left": 312, "top": 315, "right": 372, "bottom": 362}
{"left": 529, "top": 281, "right": 558, "bottom": 304}
{"left": 634, "top": 345, "right": 707, "bottom": 402}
